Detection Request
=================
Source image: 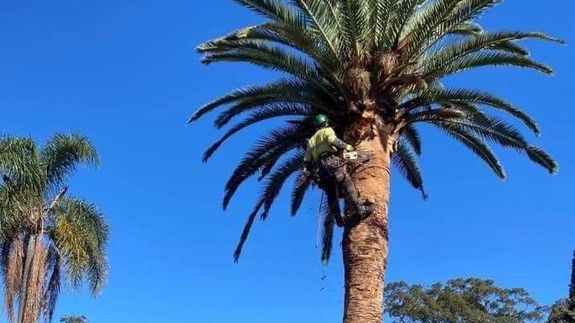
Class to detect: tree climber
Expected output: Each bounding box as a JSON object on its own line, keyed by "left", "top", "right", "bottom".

{"left": 303, "top": 114, "right": 375, "bottom": 227}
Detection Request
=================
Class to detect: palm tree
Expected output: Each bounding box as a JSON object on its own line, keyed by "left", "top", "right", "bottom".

{"left": 190, "top": 1, "right": 561, "bottom": 322}
{"left": 0, "top": 134, "right": 109, "bottom": 323}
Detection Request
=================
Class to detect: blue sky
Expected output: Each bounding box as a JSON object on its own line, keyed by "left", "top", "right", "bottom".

{"left": 0, "top": 1, "right": 574, "bottom": 322}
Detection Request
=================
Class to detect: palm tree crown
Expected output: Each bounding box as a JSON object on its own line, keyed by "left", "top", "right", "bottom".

{"left": 190, "top": 0, "right": 561, "bottom": 261}
{"left": 0, "top": 134, "right": 109, "bottom": 322}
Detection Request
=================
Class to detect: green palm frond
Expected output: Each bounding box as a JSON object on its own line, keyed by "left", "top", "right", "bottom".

{"left": 368, "top": 0, "right": 393, "bottom": 46}
{"left": 320, "top": 192, "right": 336, "bottom": 263}
{"left": 42, "top": 134, "right": 99, "bottom": 188}
{"left": 290, "top": 0, "right": 343, "bottom": 60}
{"left": 223, "top": 125, "right": 311, "bottom": 209}
{"left": 399, "top": 0, "right": 463, "bottom": 57}
{"left": 449, "top": 21, "right": 483, "bottom": 36}
{"left": 427, "top": 51, "right": 554, "bottom": 80}
{"left": 51, "top": 198, "right": 108, "bottom": 293}
{"left": 200, "top": 42, "right": 335, "bottom": 95}
{"left": 525, "top": 146, "right": 558, "bottom": 174}
{"left": 434, "top": 123, "right": 506, "bottom": 178}
{"left": 383, "top": 0, "right": 426, "bottom": 50}
{"left": 340, "top": 0, "right": 369, "bottom": 57}
{"left": 189, "top": 79, "right": 326, "bottom": 124}
{"left": 233, "top": 152, "right": 304, "bottom": 260}
{"left": 392, "top": 141, "right": 427, "bottom": 199}
{"left": 203, "top": 105, "right": 310, "bottom": 162}
{"left": 402, "top": 88, "right": 540, "bottom": 134}
{"left": 290, "top": 170, "right": 312, "bottom": 216}
{"left": 422, "top": 31, "right": 562, "bottom": 74}
{"left": 400, "top": 124, "right": 422, "bottom": 155}
{"left": 261, "top": 152, "right": 304, "bottom": 219}
{"left": 0, "top": 136, "right": 44, "bottom": 195}
{"left": 233, "top": 202, "right": 263, "bottom": 262}
{"left": 232, "top": 0, "right": 305, "bottom": 28}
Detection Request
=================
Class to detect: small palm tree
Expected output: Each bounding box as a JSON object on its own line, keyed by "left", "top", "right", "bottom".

{"left": 0, "top": 134, "right": 109, "bottom": 323}
{"left": 191, "top": 1, "right": 561, "bottom": 322}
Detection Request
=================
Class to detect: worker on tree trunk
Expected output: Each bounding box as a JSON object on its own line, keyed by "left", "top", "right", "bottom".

{"left": 303, "top": 114, "right": 375, "bottom": 227}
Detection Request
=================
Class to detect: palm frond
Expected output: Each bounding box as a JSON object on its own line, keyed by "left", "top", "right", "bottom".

{"left": 233, "top": 202, "right": 263, "bottom": 262}
{"left": 402, "top": 88, "right": 540, "bottom": 135}
{"left": 320, "top": 190, "right": 337, "bottom": 263}
{"left": 433, "top": 122, "right": 506, "bottom": 178}
{"left": 0, "top": 136, "right": 44, "bottom": 195}
{"left": 400, "top": 124, "right": 422, "bottom": 155}
{"left": 200, "top": 42, "right": 335, "bottom": 95}
{"left": 383, "top": 0, "right": 426, "bottom": 50}
{"left": 51, "top": 198, "right": 109, "bottom": 293}
{"left": 42, "top": 244, "right": 61, "bottom": 323}
{"left": 291, "top": 170, "right": 312, "bottom": 216}
{"left": 289, "top": 0, "right": 343, "bottom": 60}
{"left": 42, "top": 134, "right": 99, "bottom": 188}
{"left": 368, "top": 0, "right": 394, "bottom": 46}
{"left": 203, "top": 105, "right": 310, "bottom": 162}
{"left": 392, "top": 141, "right": 427, "bottom": 198}
{"left": 261, "top": 152, "right": 304, "bottom": 219}
{"left": 422, "top": 31, "right": 562, "bottom": 75}
{"left": 525, "top": 145, "right": 558, "bottom": 174}
{"left": 189, "top": 79, "right": 327, "bottom": 124}
{"left": 427, "top": 51, "right": 554, "bottom": 80}
{"left": 223, "top": 125, "right": 311, "bottom": 209}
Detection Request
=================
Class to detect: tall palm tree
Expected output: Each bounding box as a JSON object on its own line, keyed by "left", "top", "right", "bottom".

{"left": 0, "top": 134, "right": 109, "bottom": 323}
{"left": 190, "top": 1, "right": 561, "bottom": 322}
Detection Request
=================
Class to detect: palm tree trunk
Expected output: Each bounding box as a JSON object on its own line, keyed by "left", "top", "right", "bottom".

{"left": 342, "top": 132, "right": 392, "bottom": 323}
{"left": 17, "top": 234, "right": 36, "bottom": 323}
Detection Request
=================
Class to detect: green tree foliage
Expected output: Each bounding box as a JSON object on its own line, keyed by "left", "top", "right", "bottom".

{"left": 0, "top": 134, "right": 109, "bottom": 323}
{"left": 385, "top": 278, "right": 547, "bottom": 323}
{"left": 191, "top": 0, "right": 561, "bottom": 262}
{"left": 60, "top": 315, "right": 88, "bottom": 323}
{"left": 547, "top": 252, "right": 575, "bottom": 323}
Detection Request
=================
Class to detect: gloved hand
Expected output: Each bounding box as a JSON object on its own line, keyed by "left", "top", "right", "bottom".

{"left": 345, "top": 144, "right": 355, "bottom": 152}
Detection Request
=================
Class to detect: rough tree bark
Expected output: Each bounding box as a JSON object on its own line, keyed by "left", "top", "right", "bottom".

{"left": 342, "top": 129, "right": 393, "bottom": 323}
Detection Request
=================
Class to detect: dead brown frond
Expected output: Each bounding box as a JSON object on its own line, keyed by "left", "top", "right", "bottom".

{"left": 4, "top": 235, "right": 24, "bottom": 322}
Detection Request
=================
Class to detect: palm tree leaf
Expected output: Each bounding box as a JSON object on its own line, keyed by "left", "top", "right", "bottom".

{"left": 433, "top": 123, "right": 506, "bottom": 178}
{"left": 51, "top": 198, "right": 109, "bottom": 293}
{"left": 392, "top": 141, "right": 427, "bottom": 199}
{"left": 428, "top": 51, "right": 554, "bottom": 80}
{"left": 261, "top": 152, "right": 304, "bottom": 219}
{"left": 320, "top": 192, "right": 336, "bottom": 263}
{"left": 223, "top": 125, "right": 311, "bottom": 209}
{"left": 289, "top": 0, "right": 343, "bottom": 60}
{"left": 203, "top": 105, "right": 310, "bottom": 162}
{"left": 526, "top": 145, "right": 558, "bottom": 174}
{"left": 42, "top": 244, "right": 61, "bottom": 323}
{"left": 402, "top": 88, "right": 540, "bottom": 135}
{"left": 291, "top": 170, "right": 312, "bottom": 216}
{"left": 41, "top": 133, "right": 99, "bottom": 188}
{"left": 189, "top": 79, "right": 319, "bottom": 123}
{"left": 200, "top": 42, "right": 335, "bottom": 95}
{"left": 422, "top": 31, "right": 562, "bottom": 74}
{"left": 400, "top": 124, "right": 422, "bottom": 155}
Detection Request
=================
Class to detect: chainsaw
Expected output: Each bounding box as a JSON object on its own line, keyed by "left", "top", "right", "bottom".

{"left": 342, "top": 150, "right": 372, "bottom": 163}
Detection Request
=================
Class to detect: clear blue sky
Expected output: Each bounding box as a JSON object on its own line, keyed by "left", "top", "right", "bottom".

{"left": 0, "top": 1, "right": 573, "bottom": 322}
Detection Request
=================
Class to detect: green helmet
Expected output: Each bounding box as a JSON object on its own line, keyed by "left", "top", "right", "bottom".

{"left": 313, "top": 114, "right": 329, "bottom": 127}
